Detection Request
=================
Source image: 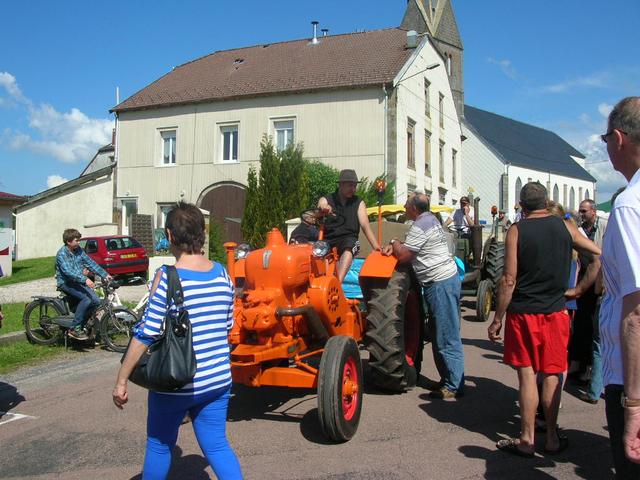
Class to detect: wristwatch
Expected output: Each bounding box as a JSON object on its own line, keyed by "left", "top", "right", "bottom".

{"left": 621, "top": 394, "right": 640, "bottom": 408}
{"left": 389, "top": 239, "right": 397, "bottom": 245}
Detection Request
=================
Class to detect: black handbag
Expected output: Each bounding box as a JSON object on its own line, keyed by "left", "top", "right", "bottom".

{"left": 124, "top": 265, "right": 196, "bottom": 392}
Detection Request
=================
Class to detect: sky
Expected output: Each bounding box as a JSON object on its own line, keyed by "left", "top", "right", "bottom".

{"left": 0, "top": 0, "right": 638, "bottom": 201}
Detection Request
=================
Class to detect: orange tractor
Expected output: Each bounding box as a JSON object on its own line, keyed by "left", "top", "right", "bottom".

{"left": 224, "top": 189, "right": 424, "bottom": 442}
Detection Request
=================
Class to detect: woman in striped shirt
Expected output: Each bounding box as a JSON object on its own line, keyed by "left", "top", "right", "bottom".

{"left": 113, "top": 202, "right": 242, "bottom": 480}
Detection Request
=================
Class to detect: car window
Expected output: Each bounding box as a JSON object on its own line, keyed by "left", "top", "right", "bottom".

{"left": 85, "top": 240, "right": 98, "bottom": 254}
{"left": 79, "top": 239, "right": 87, "bottom": 249}
{"left": 104, "top": 237, "right": 142, "bottom": 251}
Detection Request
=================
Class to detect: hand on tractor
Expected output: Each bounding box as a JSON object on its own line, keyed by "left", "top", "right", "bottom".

{"left": 112, "top": 380, "right": 129, "bottom": 409}
{"left": 488, "top": 318, "right": 503, "bottom": 342}
{"left": 382, "top": 244, "right": 394, "bottom": 256}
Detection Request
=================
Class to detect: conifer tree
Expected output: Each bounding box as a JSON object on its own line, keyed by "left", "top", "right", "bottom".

{"left": 241, "top": 166, "right": 260, "bottom": 246}
{"left": 208, "top": 218, "right": 227, "bottom": 265}
{"left": 254, "top": 136, "right": 284, "bottom": 246}
{"left": 280, "top": 143, "right": 309, "bottom": 220}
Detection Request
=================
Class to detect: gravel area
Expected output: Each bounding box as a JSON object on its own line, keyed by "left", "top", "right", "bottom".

{"left": 0, "top": 277, "right": 149, "bottom": 304}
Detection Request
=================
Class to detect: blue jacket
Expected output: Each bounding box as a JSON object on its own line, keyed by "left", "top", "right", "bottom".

{"left": 55, "top": 245, "right": 108, "bottom": 287}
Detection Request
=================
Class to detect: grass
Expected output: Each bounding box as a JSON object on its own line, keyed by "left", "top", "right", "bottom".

{"left": 0, "top": 256, "right": 55, "bottom": 286}
{"left": 0, "top": 340, "right": 70, "bottom": 375}
{"left": 1, "top": 303, "right": 26, "bottom": 334}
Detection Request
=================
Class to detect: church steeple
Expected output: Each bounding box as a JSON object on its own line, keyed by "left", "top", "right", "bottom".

{"left": 401, "top": 0, "right": 465, "bottom": 117}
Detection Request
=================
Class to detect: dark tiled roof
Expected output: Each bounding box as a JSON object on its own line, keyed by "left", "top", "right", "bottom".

{"left": 434, "top": 1, "right": 463, "bottom": 49}
{"left": 464, "top": 105, "right": 596, "bottom": 182}
{"left": 113, "top": 28, "right": 415, "bottom": 113}
{"left": 0, "top": 191, "right": 25, "bottom": 200}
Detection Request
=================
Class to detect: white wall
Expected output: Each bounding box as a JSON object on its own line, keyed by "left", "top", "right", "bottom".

{"left": 0, "top": 205, "right": 13, "bottom": 229}
{"left": 15, "top": 173, "right": 114, "bottom": 260}
{"left": 393, "top": 38, "right": 463, "bottom": 204}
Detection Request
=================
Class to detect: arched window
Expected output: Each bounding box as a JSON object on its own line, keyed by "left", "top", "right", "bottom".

{"left": 569, "top": 187, "right": 576, "bottom": 211}
{"left": 553, "top": 184, "right": 559, "bottom": 202}
{"left": 585, "top": 189, "right": 590, "bottom": 200}
{"left": 447, "top": 55, "right": 452, "bottom": 75}
{"left": 515, "top": 177, "right": 522, "bottom": 206}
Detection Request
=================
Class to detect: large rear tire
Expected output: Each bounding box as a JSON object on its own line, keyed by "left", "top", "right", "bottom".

{"left": 363, "top": 269, "right": 422, "bottom": 392}
{"left": 101, "top": 307, "right": 137, "bottom": 353}
{"left": 484, "top": 241, "right": 505, "bottom": 285}
{"left": 23, "top": 300, "right": 63, "bottom": 345}
{"left": 317, "top": 336, "right": 363, "bottom": 442}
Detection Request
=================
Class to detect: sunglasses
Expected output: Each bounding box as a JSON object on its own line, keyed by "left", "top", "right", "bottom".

{"left": 601, "top": 129, "right": 628, "bottom": 143}
{"left": 578, "top": 209, "right": 589, "bottom": 213}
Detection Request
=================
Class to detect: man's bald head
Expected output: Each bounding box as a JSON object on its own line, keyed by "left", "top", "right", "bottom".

{"left": 407, "top": 192, "right": 431, "bottom": 213}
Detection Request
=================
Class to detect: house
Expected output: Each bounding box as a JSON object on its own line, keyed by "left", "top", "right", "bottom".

{"left": 461, "top": 105, "right": 597, "bottom": 221}
{"left": 0, "top": 191, "right": 26, "bottom": 274}
{"left": 0, "top": 191, "right": 25, "bottom": 231}
{"left": 111, "top": 5, "right": 464, "bottom": 243}
{"left": 14, "top": 144, "right": 117, "bottom": 260}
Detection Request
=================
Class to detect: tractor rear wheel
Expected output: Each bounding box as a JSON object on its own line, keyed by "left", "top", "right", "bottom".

{"left": 317, "top": 336, "right": 363, "bottom": 442}
{"left": 475, "top": 279, "right": 494, "bottom": 322}
{"left": 484, "top": 241, "right": 505, "bottom": 285}
{"left": 363, "top": 269, "right": 422, "bottom": 392}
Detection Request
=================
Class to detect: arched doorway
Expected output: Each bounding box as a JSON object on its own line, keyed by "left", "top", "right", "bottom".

{"left": 569, "top": 187, "right": 576, "bottom": 211}
{"left": 553, "top": 184, "right": 559, "bottom": 202}
{"left": 197, "top": 182, "right": 246, "bottom": 244}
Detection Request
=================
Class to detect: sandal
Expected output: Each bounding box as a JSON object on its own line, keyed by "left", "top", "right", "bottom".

{"left": 544, "top": 433, "right": 569, "bottom": 455}
{"left": 497, "top": 438, "right": 535, "bottom": 458}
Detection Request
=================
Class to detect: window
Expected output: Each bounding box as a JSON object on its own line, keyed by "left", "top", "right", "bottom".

{"left": 121, "top": 198, "right": 138, "bottom": 233}
{"left": 439, "top": 93, "right": 445, "bottom": 129}
{"left": 515, "top": 177, "right": 522, "bottom": 204}
{"left": 586, "top": 189, "right": 590, "bottom": 200}
{"left": 158, "top": 204, "right": 173, "bottom": 229}
{"left": 563, "top": 184, "right": 568, "bottom": 207}
{"left": 80, "top": 239, "right": 98, "bottom": 254}
{"left": 104, "top": 236, "right": 142, "bottom": 251}
{"left": 424, "top": 130, "right": 431, "bottom": 177}
{"left": 274, "top": 119, "right": 294, "bottom": 151}
{"left": 439, "top": 140, "right": 445, "bottom": 183}
{"left": 570, "top": 187, "right": 576, "bottom": 210}
{"left": 579, "top": 187, "right": 583, "bottom": 201}
{"left": 446, "top": 55, "right": 452, "bottom": 76}
{"left": 220, "top": 125, "right": 239, "bottom": 162}
{"left": 553, "top": 184, "right": 559, "bottom": 202}
{"left": 407, "top": 119, "right": 415, "bottom": 170}
{"left": 424, "top": 79, "right": 431, "bottom": 118}
{"left": 452, "top": 149, "right": 457, "bottom": 187}
{"left": 160, "top": 130, "right": 176, "bottom": 165}
{"left": 438, "top": 187, "right": 447, "bottom": 205}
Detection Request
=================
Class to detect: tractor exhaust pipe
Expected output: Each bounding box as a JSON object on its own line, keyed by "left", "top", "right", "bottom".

{"left": 471, "top": 197, "right": 483, "bottom": 269}
{"left": 276, "top": 306, "right": 329, "bottom": 344}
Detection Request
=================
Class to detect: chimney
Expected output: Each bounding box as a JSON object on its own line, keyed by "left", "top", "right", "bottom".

{"left": 310, "top": 21, "right": 319, "bottom": 45}
{"left": 321, "top": 28, "right": 329, "bottom": 37}
{"left": 406, "top": 30, "right": 418, "bottom": 49}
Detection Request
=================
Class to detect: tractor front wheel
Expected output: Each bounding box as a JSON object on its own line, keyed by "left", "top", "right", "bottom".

{"left": 317, "top": 336, "right": 363, "bottom": 442}
{"left": 475, "top": 279, "right": 494, "bottom": 322}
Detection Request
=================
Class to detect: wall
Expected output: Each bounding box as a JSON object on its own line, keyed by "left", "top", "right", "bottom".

{"left": 393, "top": 38, "right": 463, "bottom": 204}
{"left": 15, "top": 174, "right": 114, "bottom": 259}
{"left": 0, "top": 205, "right": 13, "bottom": 229}
{"left": 116, "top": 88, "right": 386, "bottom": 220}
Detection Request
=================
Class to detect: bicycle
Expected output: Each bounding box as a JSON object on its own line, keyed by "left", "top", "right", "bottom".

{"left": 23, "top": 280, "right": 137, "bottom": 353}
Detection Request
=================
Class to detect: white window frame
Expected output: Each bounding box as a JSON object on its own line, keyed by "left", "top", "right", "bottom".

{"left": 120, "top": 197, "right": 138, "bottom": 235}
{"left": 158, "top": 129, "right": 177, "bottom": 166}
{"left": 271, "top": 116, "right": 296, "bottom": 151}
{"left": 219, "top": 123, "right": 239, "bottom": 163}
{"left": 157, "top": 204, "right": 174, "bottom": 229}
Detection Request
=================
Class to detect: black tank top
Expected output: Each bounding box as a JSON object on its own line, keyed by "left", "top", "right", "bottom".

{"left": 508, "top": 215, "right": 572, "bottom": 314}
{"left": 325, "top": 191, "right": 361, "bottom": 240}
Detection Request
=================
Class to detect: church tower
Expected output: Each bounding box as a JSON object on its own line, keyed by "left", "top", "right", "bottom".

{"left": 401, "top": 0, "right": 464, "bottom": 117}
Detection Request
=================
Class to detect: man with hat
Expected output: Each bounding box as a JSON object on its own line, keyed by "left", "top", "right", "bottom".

{"left": 317, "top": 169, "right": 380, "bottom": 282}
{"left": 444, "top": 196, "right": 474, "bottom": 237}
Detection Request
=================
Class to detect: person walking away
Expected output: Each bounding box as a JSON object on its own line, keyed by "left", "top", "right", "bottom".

{"left": 383, "top": 192, "right": 464, "bottom": 398}
{"left": 487, "top": 182, "right": 600, "bottom": 457}
{"left": 113, "top": 202, "right": 242, "bottom": 480}
{"left": 317, "top": 169, "right": 380, "bottom": 282}
{"left": 597, "top": 97, "right": 640, "bottom": 478}
{"left": 56, "top": 228, "right": 111, "bottom": 340}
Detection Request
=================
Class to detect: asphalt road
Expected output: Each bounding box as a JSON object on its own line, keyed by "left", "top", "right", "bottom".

{"left": 0, "top": 301, "right": 614, "bottom": 479}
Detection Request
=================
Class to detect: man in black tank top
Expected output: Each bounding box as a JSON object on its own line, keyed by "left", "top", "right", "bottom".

{"left": 317, "top": 169, "right": 381, "bottom": 282}
{"left": 487, "top": 182, "right": 601, "bottom": 458}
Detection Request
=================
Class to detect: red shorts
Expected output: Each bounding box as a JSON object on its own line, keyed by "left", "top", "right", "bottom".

{"left": 503, "top": 310, "right": 570, "bottom": 374}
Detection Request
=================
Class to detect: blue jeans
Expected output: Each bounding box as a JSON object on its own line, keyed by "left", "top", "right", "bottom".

{"left": 423, "top": 273, "right": 465, "bottom": 393}
{"left": 144, "top": 387, "right": 242, "bottom": 480}
{"left": 59, "top": 282, "right": 101, "bottom": 329}
{"left": 587, "top": 303, "right": 604, "bottom": 400}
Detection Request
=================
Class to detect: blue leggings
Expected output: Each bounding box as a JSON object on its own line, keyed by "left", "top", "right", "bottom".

{"left": 144, "top": 387, "right": 242, "bottom": 480}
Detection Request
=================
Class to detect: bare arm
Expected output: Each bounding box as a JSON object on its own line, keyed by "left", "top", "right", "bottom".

{"left": 382, "top": 239, "right": 417, "bottom": 264}
{"left": 621, "top": 291, "right": 640, "bottom": 463}
{"left": 443, "top": 216, "right": 453, "bottom": 228}
{"left": 488, "top": 224, "right": 518, "bottom": 342}
{"left": 317, "top": 196, "right": 331, "bottom": 214}
{"left": 357, "top": 201, "right": 380, "bottom": 251}
{"left": 565, "top": 220, "right": 602, "bottom": 297}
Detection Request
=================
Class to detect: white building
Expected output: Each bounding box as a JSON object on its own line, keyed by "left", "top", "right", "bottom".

{"left": 461, "top": 105, "right": 596, "bottom": 222}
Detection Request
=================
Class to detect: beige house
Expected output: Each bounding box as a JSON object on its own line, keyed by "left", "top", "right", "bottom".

{"left": 112, "top": 24, "right": 463, "bottom": 243}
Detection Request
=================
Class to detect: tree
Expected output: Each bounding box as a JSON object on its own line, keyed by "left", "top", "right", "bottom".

{"left": 304, "top": 160, "right": 339, "bottom": 208}
{"left": 280, "top": 143, "right": 309, "bottom": 220}
{"left": 241, "top": 166, "right": 260, "bottom": 245}
{"left": 208, "top": 218, "right": 227, "bottom": 265}
{"left": 356, "top": 175, "right": 396, "bottom": 207}
{"left": 253, "top": 136, "right": 284, "bottom": 246}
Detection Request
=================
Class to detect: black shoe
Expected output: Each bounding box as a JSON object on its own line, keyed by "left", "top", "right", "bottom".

{"left": 577, "top": 392, "right": 598, "bottom": 404}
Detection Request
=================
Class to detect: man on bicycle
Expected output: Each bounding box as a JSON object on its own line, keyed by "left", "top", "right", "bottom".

{"left": 56, "top": 228, "right": 111, "bottom": 340}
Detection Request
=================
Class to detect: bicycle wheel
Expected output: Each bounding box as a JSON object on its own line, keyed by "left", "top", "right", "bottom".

{"left": 23, "top": 300, "right": 63, "bottom": 345}
{"left": 101, "top": 307, "right": 137, "bottom": 353}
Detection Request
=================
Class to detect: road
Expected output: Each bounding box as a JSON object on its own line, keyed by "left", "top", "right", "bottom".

{"left": 0, "top": 301, "right": 613, "bottom": 479}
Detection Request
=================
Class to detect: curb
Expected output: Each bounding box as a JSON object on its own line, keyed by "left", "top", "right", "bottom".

{"left": 0, "top": 331, "right": 25, "bottom": 346}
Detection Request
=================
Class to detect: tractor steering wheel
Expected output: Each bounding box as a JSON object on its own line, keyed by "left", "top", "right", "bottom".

{"left": 300, "top": 208, "right": 346, "bottom": 230}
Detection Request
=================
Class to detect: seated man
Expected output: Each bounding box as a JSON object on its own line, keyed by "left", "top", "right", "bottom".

{"left": 444, "top": 196, "right": 474, "bottom": 237}
{"left": 56, "top": 228, "right": 111, "bottom": 340}
{"left": 317, "top": 169, "right": 380, "bottom": 282}
{"left": 289, "top": 211, "right": 319, "bottom": 244}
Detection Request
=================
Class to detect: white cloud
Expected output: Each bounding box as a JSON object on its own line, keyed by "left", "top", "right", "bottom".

{"left": 539, "top": 72, "right": 610, "bottom": 94}
{"left": 598, "top": 102, "right": 613, "bottom": 118}
{"left": 46, "top": 175, "right": 69, "bottom": 189}
{"left": 487, "top": 57, "right": 517, "bottom": 79}
{"left": 0, "top": 71, "right": 113, "bottom": 164}
{"left": 579, "top": 134, "right": 626, "bottom": 202}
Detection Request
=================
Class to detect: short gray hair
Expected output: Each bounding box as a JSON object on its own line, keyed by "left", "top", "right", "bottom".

{"left": 407, "top": 193, "right": 430, "bottom": 213}
{"left": 580, "top": 199, "right": 596, "bottom": 211}
{"left": 609, "top": 97, "right": 640, "bottom": 144}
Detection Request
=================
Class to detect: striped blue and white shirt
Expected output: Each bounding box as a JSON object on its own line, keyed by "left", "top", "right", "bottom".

{"left": 134, "top": 263, "right": 234, "bottom": 396}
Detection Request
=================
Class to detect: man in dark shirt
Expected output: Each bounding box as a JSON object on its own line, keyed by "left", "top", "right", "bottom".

{"left": 488, "top": 182, "right": 600, "bottom": 457}
{"left": 317, "top": 169, "right": 380, "bottom": 282}
{"left": 289, "top": 211, "right": 319, "bottom": 244}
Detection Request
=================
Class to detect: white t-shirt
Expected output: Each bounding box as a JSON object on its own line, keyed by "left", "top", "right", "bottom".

{"left": 451, "top": 207, "right": 474, "bottom": 233}
{"left": 600, "top": 168, "right": 640, "bottom": 387}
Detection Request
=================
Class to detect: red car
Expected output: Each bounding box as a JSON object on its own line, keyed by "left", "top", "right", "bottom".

{"left": 79, "top": 235, "right": 149, "bottom": 278}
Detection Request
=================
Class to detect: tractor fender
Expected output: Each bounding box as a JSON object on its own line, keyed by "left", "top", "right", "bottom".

{"left": 358, "top": 251, "right": 398, "bottom": 279}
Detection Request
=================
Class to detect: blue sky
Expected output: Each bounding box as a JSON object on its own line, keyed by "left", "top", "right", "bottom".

{"left": 1, "top": 0, "right": 637, "bottom": 201}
